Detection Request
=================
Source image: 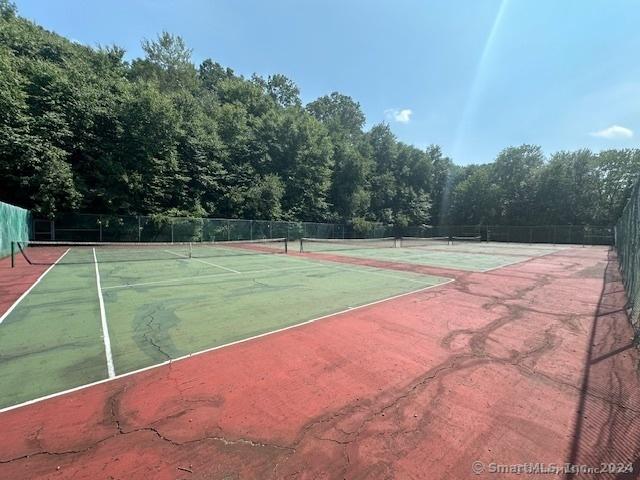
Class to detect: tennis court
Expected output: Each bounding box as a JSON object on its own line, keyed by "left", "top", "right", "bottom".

{"left": 299, "top": 236, "right": 568, "bottom": 272}
{"left": 0, "top": 239, "right": 450, "bottom": 409}
{"left": 1, "top": 230, "right": 639, "bottom": 479}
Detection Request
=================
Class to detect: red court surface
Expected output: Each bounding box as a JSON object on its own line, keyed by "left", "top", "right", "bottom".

{"left": 1, "top": 246, "right": 639, "bottom": 479}
{"left": 0, "top": 247, "right": 66, "bottom": 317}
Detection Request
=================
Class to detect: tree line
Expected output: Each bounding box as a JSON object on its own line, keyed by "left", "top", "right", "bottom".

{"left": 0, "top": 1, "right": 638, "bottom": 230}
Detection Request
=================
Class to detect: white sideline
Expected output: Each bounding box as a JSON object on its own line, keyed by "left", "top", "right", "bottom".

{"left": 103, "top": 263, "right": 331, "bottom": 290}
{"left": 93, "top": 248, "right": 115, "bottom": 378}
{"left": 0, "top": 277, "right": 454, "bottom": 414}
{"left": 165, "top": 249, "right": 241, "bottom": 274}
{"left": 0, "top": 248, "right": 71, "bottom": 325}
{"left": 480, "top": 248, "right": 565, "bottom": 273}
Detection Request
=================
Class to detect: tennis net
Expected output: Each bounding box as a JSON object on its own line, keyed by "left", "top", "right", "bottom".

{"left": 13, "top": 238, "right": 287, "bottom": 266}
{"left": 451, "top": 235, "right": 482, "bottom": 244}
{"left": 300, "top": 237, "right": 396, "bottom": 252}
{"left": 398, "top": 236, "right": 450, "bottom": 248}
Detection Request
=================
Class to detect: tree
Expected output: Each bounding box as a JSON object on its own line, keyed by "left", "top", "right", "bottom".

{"left": 427, "top": 146, "right": 458, "bottom": 225}
{"left": 330, "top": 139, "right": 372, "bottom": 221}
{"left": 0, "top": 0, "right": 16, "bottom": 19}
{"left": 594, "top": 149, "right": 640, "bottom": 224}
{"left": 254, "top": 73, "right": 301, "bottom": 108}
{"left": 306, "top": 92, "right": 365, "bottom": 138}
{"left": 491, "top": 145, "right": 544, "bottom": 224}
{"left": 198, "top": 59, "right": 234, "bottom": 92}
{"left": 450, "top": 165, "right": 499, "bottom": 224}
{"left": 131, "top": 32, "right": 197, "bottom": 91}
{"left": 1, "top": 5, "right": 639, "bottom": 228}
{"left": 270, "top": 109, "right": 333, "bottom": 220}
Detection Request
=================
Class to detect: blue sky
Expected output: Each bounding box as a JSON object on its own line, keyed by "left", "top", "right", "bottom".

{"left": 15, "top": 0, "right": 640, "bottom": 165}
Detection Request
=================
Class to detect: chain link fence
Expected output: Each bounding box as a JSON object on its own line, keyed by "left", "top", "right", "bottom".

{"left": 399, "top": 224, "right": 613, "bottom": 245}
{"left": 32, "top": 214, "right": 356, "bottom": 243}
{"left": 615, "top": 178, "right": 640, "bottom": 337}
{"left": 29, "top": 213, "right": 614, "bottom": 246}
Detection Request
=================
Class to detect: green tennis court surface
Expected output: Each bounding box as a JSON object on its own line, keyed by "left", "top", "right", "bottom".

{"left": 301, "top": 238, "right": 567, "bottom": 271}
{"left": 0, "top": 242, "right": 449, "bottom": 409}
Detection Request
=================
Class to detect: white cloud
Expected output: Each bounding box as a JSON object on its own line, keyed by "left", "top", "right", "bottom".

{"left": 385, "top": 108, "right": 413, "bottom": 124}
{"left": 589, "top": 125, "right": 633, "bottom": 139}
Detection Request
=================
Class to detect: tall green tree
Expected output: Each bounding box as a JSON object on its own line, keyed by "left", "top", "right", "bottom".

{"left": 1, "top": 4, "right": 638, "bottom": 228}
{"left": 491, "top": 145, "right": 545, "bottom": 224}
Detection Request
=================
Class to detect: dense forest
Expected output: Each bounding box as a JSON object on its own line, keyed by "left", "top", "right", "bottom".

{"left": 0, "top": 1, "right": 638, "bottom": 229}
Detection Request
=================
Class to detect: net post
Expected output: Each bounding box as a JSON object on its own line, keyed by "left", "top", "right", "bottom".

{"left": 189, "top": 242, "right": 193, "bottom": 258}
{"left": 299, "top": 238, "right": 304, "bottom": 253}
{"left": 11, "top": 241, "right": 15, "bottom": 268}
{"left": 284, "top": 238, "right": 288, "bottom": 254}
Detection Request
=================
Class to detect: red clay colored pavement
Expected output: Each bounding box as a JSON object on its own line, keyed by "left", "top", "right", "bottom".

{"left": 0, "top": 248, "right": 67, "bottom": 316}
{"left": 0, "top": 247, "right": 639, "bottom": 479}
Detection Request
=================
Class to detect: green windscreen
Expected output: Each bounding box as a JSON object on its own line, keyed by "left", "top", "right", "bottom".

{"left": 615, "top": 178, "right": 640, "bottom": 336}
{"left": 0, "top": 200, "right": 31, "bottom": 259}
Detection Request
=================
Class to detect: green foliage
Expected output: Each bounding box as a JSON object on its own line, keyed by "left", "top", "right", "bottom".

{"left": 307, "top": 92, "right": 365, "bottom": 137}
{"left": 0, "top": 7, "right": 638, "bottom": 228}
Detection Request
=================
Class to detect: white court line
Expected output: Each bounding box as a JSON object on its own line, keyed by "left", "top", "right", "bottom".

{"left": 319, "top": 248, "right": 558, "bottom": 274}
{"left": 0, "top": 277, "right": 454, "bottom": 414}
{"left": 104, "top": 258, "right": 435, "bottom": 290}
{"left": 480, "top": 248, "right": 565, "bottom": 273}
{"left": 93, "top": 248, "right": 115, "bottom": 378}
{"left": 165, "top": 249, "right": 241, "bottom": 274}
{"left": 301, "top": 259, "right": 441, "bottom": 284}
{"left": 103, "top": 263, "right": 332, "bottom": 290}
{"left": 0, "top": 248, "right": 71, "bottom": 325}
{"left": 323, "top": 250, "right": 481, "bottom": 272}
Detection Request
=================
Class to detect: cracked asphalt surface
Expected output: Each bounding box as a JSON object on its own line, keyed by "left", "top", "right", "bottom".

{"left": 1, "top": 246, "right": 639, "bottom": 479}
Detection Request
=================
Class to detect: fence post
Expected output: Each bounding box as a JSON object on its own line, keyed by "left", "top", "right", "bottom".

{"left": 99, "top": 219, "right": 103, "bottom": 242}
{"left": 171, "top": 222, "right": 174, "bottom": 243}
{"left": 529, "top": 227, "right": 533, "bottom": 245}
{"left": 137, "top": 216, "right": 141, "bottom": 242}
